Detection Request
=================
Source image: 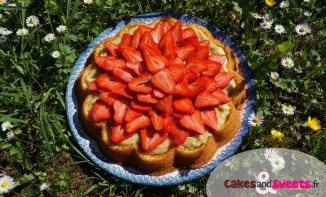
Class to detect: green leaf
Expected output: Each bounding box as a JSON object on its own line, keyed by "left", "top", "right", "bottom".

{"left": 277, "top": 40, "right": 296, "bottom": 53}
{"left": 20, "top": 173, "right": 35, "bottom": 184}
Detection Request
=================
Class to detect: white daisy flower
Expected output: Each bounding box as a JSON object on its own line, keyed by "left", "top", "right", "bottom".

{"left": 0, "top": 0, "right": 7, "bottom": 5}
{"left": 2, "top": 30, "right": 12, "bottom": 36}
{"left": 56, "top": 25, "right": 67, "bottom": 33}
{"left": 0, "top": 27, "right": 7, "bottom": 35}
{"left": 7, "top": 3, "right": 16, "bottom": 7}
{"left": 263, "top": 14, "right": 273, "bottom": 22}
{"left": 51, "top": 50, "right": 61, "bottom": 58}
{"left": 295, "top": 24, "right": 311, "bottom": 35}
{"left": 279, "top": 1, "right": 289, "bottom": 8}
{"left": 83, "top": 0, "right": 93, "bottom": 4}
{"left": 26, "top": 15, "right": 39, "bottom": 27}
{"left": 6, "top": 130, "right": 14, "bottom": 140}
{"left": 1, "top": 121, "right": 13, "bottom": 131}
{"left": 0, "top": 175, "right": 14, "bottom": 193}
{"left": 264, "top": 149, "right": 279, "bottom": 161}
{"left": 270, "top": 156, "right": 285, "bottom": 171}
{"left": 281, "top": 57, "right": 294, "bottom": 68}
{"left": 260, "top": 21, "right": 273, "bottom": 29}
{"left": 270, "top": 72, "right": 279, "bottom": 80}
{"left": 282, "top": 105, "right": 295, "bottom": 115}
{"left": 250, "top": 12, "right": 262, "bottom": 19}
{"left": 40, "top": 183, "right": 49, "bottom": 191}
{"left": 16, "top": 28, "right": 29, "bottom": 36}
{"left": 44, "top": 33, "right": 55, "bottom": 43}
{"left": 274, "top": 24, "right": 285, "bottom": 34}
{"left": 303, "top": 0, "right": 310, "bottom": 2}
{"left": 303, "top": 11, "right": 312, "bottom": 16}
{"left": 0, "top": 35, "right": 7, "bottom": 43}
{"left": 248, "top": 112, "right": 264, "bottom": 126}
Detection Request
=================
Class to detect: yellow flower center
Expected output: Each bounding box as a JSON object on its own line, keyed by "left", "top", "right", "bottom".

{"left": 299, "top": 27, "right": 306, "bottom": 32}
{"left": 1, "top": 181, "right": 8, "bottom": 188}
{"left": 285, "top": 107, "right": 291, "bottom": 112}
{"left": 265, "top": 17, "right": 271, "bottom": 21}
{"left": 275, "top": 160, "right": 281, "bottom": 165}
{"left": 253, "top": 117, "right": 260, "bottom": 123}
{"left": 5, "top": 125, "right": 11, "bottom": 129}
{"left": 285, "top": 60, "right": 290, "bottom": 64}
{"left": 230, "top": 13, "right": 236, "bottom": 21}
{"left": 265, "top": 0, "right": 276, "bottom": 7}
{"left": 254, "top": 13, "right": 258, "bottom": 17}
{"left": 268, "top": 153, "right": 273, "bottom": 158}
{"left": 31, "top": 19, "right": 35, "bottom": 24}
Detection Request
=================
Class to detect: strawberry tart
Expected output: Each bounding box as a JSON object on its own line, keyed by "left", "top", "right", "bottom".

{"left": 75, "top": 17, "right": 247, "bottom": 175}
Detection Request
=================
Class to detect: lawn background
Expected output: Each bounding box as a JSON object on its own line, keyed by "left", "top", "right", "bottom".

{"left": 0, "top": 0, "right": 325, "bottom": 196}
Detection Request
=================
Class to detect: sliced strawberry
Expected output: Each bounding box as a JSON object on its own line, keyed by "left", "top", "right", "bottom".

{"left": 155, "top": 94, "right": 173, "bottom": 114}
{"left": 172, "top": 112, "right": 184, "bottom": 119}
{"left": 96, "top": 73, "right": 124, "bottom": 91}
{"left": 125, "top": 62, "right": 143, "bottom": 76}
{"left": 169, "top": 120, "right": 189, "bottom": 145}
{"left": 112, "top": 66, "right": 134, "bottom": 82}
{"left": 167, "top": 52, "right": 184, "bottom": 66}
{"left": 173, "top": 98, "right": 195, "bottom": 114}
{"left": 198, "top": 40, "right": 210, "bottom": 47}
{"left": 131, "top": 100, "right": 152, "bottom": 112}
{"left": 111, "top": 84, "right": 134, "bottom": 99}
{"left": 104, "top": 41, "right": 119, "bottom": 57}
{"left": 149, "top": 109, "right": 164, "bottom": 131}
{"left": 151, "top": 23, "right": 164, "bottom": 44}
{"left": 138, "top": 25, "right": 152, "bottom": 34}
{"left": 99, "top": 92, "right": 124, "bottom": 106}
{"left": 214, "top": 72, "right": 234, "bottom": 89}
{"left": 166, "top": 64, "right": 188, "bottom": 83}
{"left": 130, "top": 28, "right": 142, "bottom": 49}
{"left": 162, "top": 113, "right": 173, "bottom": 132}
{"left": 168, "top": 21, "right": 183, "bottom": 43}
{"left": 136, "top": 92, "right": 158, "bottom": 104}
{"left": 200, "top": 108, "right": 218, "bottom": 131}
{"left": 184, "top": 68, "right": 200, "bottom": 83}
{"left": 140, "top": 31, "right": 157, "bottom": 48}
{"left": 124, "top": 106, "right": 143, "bottom": 122}
{"left": 179, "top": 111, "right": 205, "bottom": 134}
{"left": 201, "top": 60, "right": 222, "bottom": 77}
{"left": 128, "top": 72, "right": 152, "bottom": 93}
{"left": 89, "top": 81, "right": 107, "bottom": 92}
{"left": 113, "top": 100, "right": 127, "bottom": 124}
{"left": 180, "top": 36, "right": 199, "bottom": 47}
{"left": 151, "top": 69, "right": 176, "bottom": 94}
{"left": 208, "top": 54, "right": 226, "bottom": 65}
{"left": 126, "top": 115, "right": 151, "bottom": 133}
{"left": 139, "top": 42, "right": 161, "bottom": 56}
{"left": 120, "top": 33, "right": 132, "bottom": 45}
{"left": 212, "top": 89, "right": 231, "bottom": 103}
{"left": 162, "top": 21, "right": 173, "bottom": 33}
{"left": 201, "top": 76, "right": 218, "bottom": 93}
{"left": 176, "top": 45, "right": 195, "bottom": 61}
{"left": 188, "top": 77, "right": 207, "bottom": 97}
{"left": 186, "top": 59, "right": 208, "bottom": 74}
{"left": 182, "top": 27, "right": 197, "bottom": 40}
{"left": 152, "top": 88, "right": 165, "bottom": 99}
{"left": 159, "top": 31, "right": 177, "bottom": 57}
{"left": 119, "top": 44, "right": 143, "bottom": 63}
{"left": 111, "top": 124, "right": 134, "bottom": 143}
{"left": 173, "top": 79, "right": 191, "bottom": 97}
{"left": 194, "top": 92, "right": 221, "bottom": 108}
{"left": 195, "top": 45, "right": 209, "bottom": 60}
{"left": 95, "top": 56, "right": 125, "bottom": 72}
{"left": 144, "top": 54, "right": 168, "bottom": 74}
{"left": 89, "top": 99, "right": 113, "bottom": 123}
{"left": 140, "top": 127, "right": 168, "bottom": 152}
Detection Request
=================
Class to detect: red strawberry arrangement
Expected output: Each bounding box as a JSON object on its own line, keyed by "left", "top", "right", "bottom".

{"left": 88, "top": 20, "right": 234, "bottom": 152}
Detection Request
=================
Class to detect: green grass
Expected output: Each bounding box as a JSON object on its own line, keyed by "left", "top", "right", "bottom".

{"left": 0, "top": 0, "right": 325, "bottom": 196}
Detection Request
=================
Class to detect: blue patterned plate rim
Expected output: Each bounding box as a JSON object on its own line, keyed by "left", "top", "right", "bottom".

{"left": 66, "top": 12, "right": 255, "bottom": 186}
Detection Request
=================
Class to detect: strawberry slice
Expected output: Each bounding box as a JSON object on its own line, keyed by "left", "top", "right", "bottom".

{"left": 162, "top": 21, "right": 173, "bottom": 33}
{"left": 138, "top": 25, "right": 152, "bottom": 34}
{"left": 188, "top": 77, "right": 207, "bottom": 97}
{"left": 172, "top": 112, "right": 184, "bottom": 119}
{"left": 139, "top": 42, "right": 161, "bottom": 56}
{"left": 155, "top": 94, "right": 173, "bottom": 114}
{"left": 201, "top": 76, "right": 218, "bottom": 93}
{"left": 144, "top": 54, "right": 168, "bottom": 74}
{"left": 159, "top": 31, "right": 177, "bottom": 57}
{"left": 111, "top": 124, "right": 134, "bottom": 143}
{"left": 126, "top": 115, "right": 151, "bottom": 133}
{"left": 199, "top": 40, "right": 210, "bottom": 47}
{"left": 182, "top": 27, "right": 197, "bottom": 40}
{"left": 186, "top": 59, "right": 208, "bottom": 74}
{"left": 130, "top": 28, "right": 142, "bottom": 49}
{"left": 151, "top": 69, "right": 176, "bottom": 94}
{"left": 99, "top": 92, "right": 124, "bottom": 106}
{"left": 113, "top": 100, "right": 127, "bottom": 124}
{"left": 214, "top": 72, "right": 234, "bottom": 89}
{"left": 167, "top": 64, "right": 188, "bottom": 83}
{"left": 119, "top": 44, "right": 143, "bottom": 63}
{"left": 208, "top": 54, "right": 226, "bottom": 65}
{"left": 120, "top": 33, "right": 132, "bottom": 45}
{"left": 151, "top": 23, "right": 164, "bottom": 44}
{"left": 124, "top": 106, "right": 143, "bottom": 122}
{"left": 201, "top": 60, "right": 222, "bottom": 77}
{"left": 89, "top": 81, "right": 107, "bottom": 92}
{"left": 169, "top": 120, "right": 190, "bottom": 145}
{"left": 140, "top": 31, "right": 157, "bottom": 48}
{"left": 125, "top": 62, "right": 143, "bottom": 76}
{"left": 173, "top": 98, "right": 195, "bottom": 115}
{"left": 180, "top": 36, "right": 199, "bottom": 47}
{"left": 162, "top": 113, "right": 173, "bottom": 132}
{"left": 136, "top": 92, "right": 158, "bottom": 104}
{"left": 195, "top": 45, "right": 209, "bottom": 60}
{"left": 179, "top": 111, "right": 205, "bottom": 134}
{"left": 104, "top": 41, "right": 119, "bottom": 57}
{"left": 89, "top": 99, "right": 113, "bottom": 123}
{"left": 128, "top": 72, "right": 152, "bottom": 93}
{"left": 96, "top": 73, "right": 124, "bottom": 91}
{"left": 173, "top": 79, "right": 191, "bottom": 97}
{"left": 200, "top": 108, "right": 218, "bottom": 131}
{"left": 149, "top": 109, "right": 164, "bottom": 131}
{"left": 184, "top": 68, "right": 200, "bottom": 83}
{"left": 131, "top": 100, "right": 152, "bottom": 112}
{"left": 140, "top": 127, "right": 168, "bottom": 152}
{"left": 212, "top": 89, "right": 231, "bottom": 103}
{"left": 111, "top": 84, "right": 134, "bottom": 99}
{"left": 194, "top": 92, "right": 221, "bottom": 108}
{"left": 167, "top": 52, "right": 184, "bottom": 66}
{"left": 152, "top": 88, "right": 165, "bottom": 99}
{"left": 176, "top": 45, "right": 195, "bottom": 61}
{"left": 95, "top": 56, "right": 125, "bottom": 72}
{"left": 168, "top": 21, "right": 183, "bottom": 43}
{"left": 112, "top": 66, "right": 134, "bottom": 82}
